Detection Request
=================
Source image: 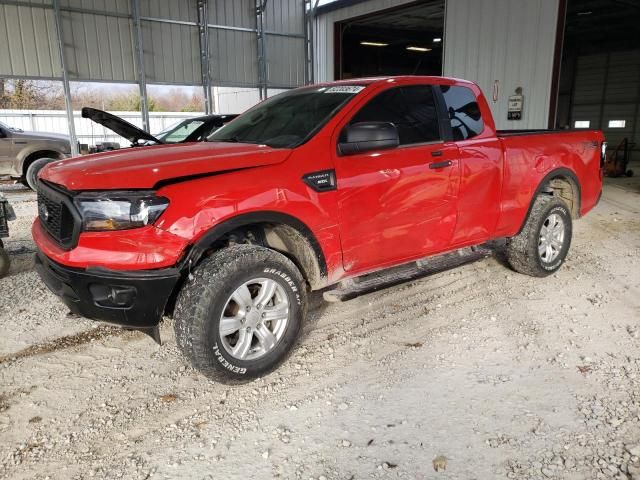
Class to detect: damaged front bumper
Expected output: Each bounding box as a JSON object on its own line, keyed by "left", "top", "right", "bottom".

{"left": 34, "top": 250, "right": 181, "bottom": 342}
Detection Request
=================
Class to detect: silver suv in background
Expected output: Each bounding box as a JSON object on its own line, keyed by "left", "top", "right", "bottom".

{"left": 0, "top": 121, "right": 72, "bottom": 190}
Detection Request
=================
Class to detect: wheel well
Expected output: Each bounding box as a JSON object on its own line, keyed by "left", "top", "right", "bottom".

{"left": 22, "top": 150, "right": 63, "bottom": 176}
{"left": 191, "top": 221, "right": 327, "bottom": 291}
{"left": 542, "top": 175, "right": 580, "bottom": 219}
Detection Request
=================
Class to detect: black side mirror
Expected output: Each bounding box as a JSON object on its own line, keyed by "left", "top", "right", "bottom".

{"left": 339, "top": 122, "right": 399, "bottom": 155}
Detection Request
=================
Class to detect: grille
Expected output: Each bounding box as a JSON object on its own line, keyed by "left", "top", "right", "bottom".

{"left": 37, "top": 183, "right": 77, "bottom": 248}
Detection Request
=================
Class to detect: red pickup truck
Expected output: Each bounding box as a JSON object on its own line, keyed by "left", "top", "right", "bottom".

{"left": 33, "top": 76, "right": 605, "bottom": 381}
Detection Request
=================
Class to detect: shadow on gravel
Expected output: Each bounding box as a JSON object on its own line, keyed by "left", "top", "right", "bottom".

{"left": 0, "top": 325, "right": 138, "bottom": 365}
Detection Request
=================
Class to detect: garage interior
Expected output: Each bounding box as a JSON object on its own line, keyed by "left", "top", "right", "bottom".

{"left": 1, "top": 1, "right": 640, "bottom": 479}
{"left": 333, "top": 1, "right": 444, "bottom": 79}
{"left": 557, "top": 0, "right": 640, "bottom": 164}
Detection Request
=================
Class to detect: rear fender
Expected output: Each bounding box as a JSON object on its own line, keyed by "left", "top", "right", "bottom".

{"left": 516, "top": 167, "right": 581, "bottom": 235}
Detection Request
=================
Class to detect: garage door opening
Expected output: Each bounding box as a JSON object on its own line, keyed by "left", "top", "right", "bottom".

{"left": 556, "top": 0, "right": 640, "bottom": 164}
{"left": 334, "top": 1, "right": 445, "bottom": 80}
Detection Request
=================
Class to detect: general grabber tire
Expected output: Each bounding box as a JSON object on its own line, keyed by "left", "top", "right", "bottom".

{"left": 174, "top": 244, "right": 307, "bottom": 383}
{"left": 506, "top": 194, "right": 573, "bottom": 277}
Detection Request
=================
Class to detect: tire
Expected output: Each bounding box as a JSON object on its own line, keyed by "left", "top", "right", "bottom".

{"left": 174, "top": 244, "right": 307, "bottom": 383}
{"left": 506, "top": 195, "right": 572, "bottom": 277}
{"left": 0, "top": 241, "right": 9, "bottom": 278}
{"left": 25, "top": 158, "right": 55, "bottom": 191}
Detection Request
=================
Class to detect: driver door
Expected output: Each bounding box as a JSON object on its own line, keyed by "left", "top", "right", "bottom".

{"left": 334, "top": 85, "right": 460, "bottom": 273}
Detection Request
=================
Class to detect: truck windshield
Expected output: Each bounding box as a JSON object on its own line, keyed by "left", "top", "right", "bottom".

{"left": 208, "top": 85, "right": 364, "bottom": 148}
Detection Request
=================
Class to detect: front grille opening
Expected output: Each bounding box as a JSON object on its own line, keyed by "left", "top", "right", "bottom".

{"left": 37, "top": 183, "right": 78, "bottom": 248}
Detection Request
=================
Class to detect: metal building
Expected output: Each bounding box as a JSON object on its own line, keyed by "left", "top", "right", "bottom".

{"left": 1, "top": 0, "right": 638, "bottom": 160}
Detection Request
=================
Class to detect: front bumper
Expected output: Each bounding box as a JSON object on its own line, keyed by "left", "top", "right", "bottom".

{"left": 35, "top": 250, "right": 181, "bottom": 328}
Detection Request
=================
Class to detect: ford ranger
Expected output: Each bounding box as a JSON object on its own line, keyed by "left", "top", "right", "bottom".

{"left": 32, "top": 76, "right": 605, "bottom": 382}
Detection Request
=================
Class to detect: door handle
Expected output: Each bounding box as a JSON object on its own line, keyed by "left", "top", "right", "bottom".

{"left": 429, "top": 160, "right": 453, "bottom": 169}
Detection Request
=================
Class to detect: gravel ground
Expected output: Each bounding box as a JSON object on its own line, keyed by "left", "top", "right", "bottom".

{"left": 1, "top": 175, "right": 639, "bottom": 480}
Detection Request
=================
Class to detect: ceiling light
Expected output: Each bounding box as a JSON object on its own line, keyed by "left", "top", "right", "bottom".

{"left": 433, "top": 37, "right": 442, "bottom": 43}
{"left": 577, "top": 11, "right": 592, "bottom": 15}
{"left": 360, "top": 41, "right": 388, "bottom": 47}
{"left": 406, "top": 46, "right": 432, "bottom": 52}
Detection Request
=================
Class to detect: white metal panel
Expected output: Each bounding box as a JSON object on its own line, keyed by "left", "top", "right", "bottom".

{"left": 139, "top": 0, "right": 197, "bottom": 23}
{"left": 444, "top": 0, "right": 560, "bottom": 130}
{"left": 209, "top": 28, "right": 258, "bottom": 86}
{"left": 61, "top": 10, "right": 137, "bottom": 82}
{"left": 264, "top": 0, "right": 304, "bottom": 34}
{"left": 60, "top": 0, "right": 130, "bottom": 15}
{"left": 313, "top": 0, "right": 416, "bottom": 82}
{"left": 209, "top": 0, "right": 254, "bottom": 28}
{"left": 141, "top": 19, "right": 200, "bottom": 84}
{"left": 266, "top": 35, "right": 305, "bottom": 87}
{"left": 0, "top": 3, "right": 60, "bottom": 78}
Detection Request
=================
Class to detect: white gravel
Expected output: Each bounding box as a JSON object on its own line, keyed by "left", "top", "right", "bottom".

{"left": 1, "top": 174, "right": 639, "bottom": 480}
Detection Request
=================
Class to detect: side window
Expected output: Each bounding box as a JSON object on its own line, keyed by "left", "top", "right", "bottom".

{"left": 440, "top": 85, "right": 484, "bottom": 140}
{"left": 348, "top": 86, "right": 440, "bottom": 146}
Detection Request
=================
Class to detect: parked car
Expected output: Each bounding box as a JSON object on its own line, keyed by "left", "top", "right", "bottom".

{"left": 33, "top": 76, "right": 605, "bottom": 382}
{"left": 0, "top": 121, "right": 72, "bottom": 190}
{"left": 0, "top": 193, "right": 16, "bottom": 277}
{"left": 81, "top": 108, "right": 237, "bottom": 150}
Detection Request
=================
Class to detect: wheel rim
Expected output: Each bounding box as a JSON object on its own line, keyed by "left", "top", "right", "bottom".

{"left": 219, "top": 277, "right": 289, "bottom": 361}
{"left": 538, "top": 213, "right": 565, "bottom": 263}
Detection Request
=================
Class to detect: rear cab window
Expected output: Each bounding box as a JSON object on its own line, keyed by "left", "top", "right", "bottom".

{"left": 345, "top": 85, "right": 441, "bottom": 146}
{"left": 440, "top": 85, "right": 484, "bottom": 140}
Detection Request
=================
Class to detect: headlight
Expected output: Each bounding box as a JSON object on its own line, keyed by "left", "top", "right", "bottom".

{"left": 601, "top": 141, "right": 607, "bottom": 167}
{"left": 74, "top": 192, "right": 169, "bottom": 231}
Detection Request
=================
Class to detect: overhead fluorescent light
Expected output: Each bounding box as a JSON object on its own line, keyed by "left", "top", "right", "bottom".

{"left": 360, "top": 41, "right": 388, "bottom": 47}
{"left": 406, "top": 46, "right": 432, "bottom": 52}
{"left": 577, "top": 10, "right": 592, "bottom": 15}
{"left": 433, "top": 37, "right": 442, "bottom": 43}
{"left": 574, "top": 120, "right": 590, "bottom": 128}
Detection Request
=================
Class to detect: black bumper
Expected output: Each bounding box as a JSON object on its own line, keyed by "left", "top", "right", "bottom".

{"left": 34, "top": 251, "right": 181, "bottom": 328}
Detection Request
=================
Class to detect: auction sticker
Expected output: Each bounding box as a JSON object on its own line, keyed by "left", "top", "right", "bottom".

{"left": 324, "top": 85, "right": 365, "bottom": 94}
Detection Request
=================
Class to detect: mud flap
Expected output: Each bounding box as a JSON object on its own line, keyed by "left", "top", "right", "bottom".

{"left": 139, "top": 325, "right": 162, "bottom": 345}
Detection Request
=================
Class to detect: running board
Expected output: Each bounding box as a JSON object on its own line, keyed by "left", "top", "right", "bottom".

{"left": 323, "top": 245, "right": 494, "bottom": 303}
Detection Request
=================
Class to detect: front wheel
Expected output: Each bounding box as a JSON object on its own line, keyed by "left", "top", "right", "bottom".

{"left": 174, "top": 244, "right": 307, "bottom": 382}
{"left": 25, "top": 158, "right": 55, "bottom": 191}
{"left": 506, "top": 195, "right": 573, "bottom": 277}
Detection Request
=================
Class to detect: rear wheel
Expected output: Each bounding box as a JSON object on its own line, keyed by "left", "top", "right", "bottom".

{"left": 174, "top": 244, "right": 306, "bottom": 382}
{"left": 506, "top": 195, "right": 572, "bottom": 277}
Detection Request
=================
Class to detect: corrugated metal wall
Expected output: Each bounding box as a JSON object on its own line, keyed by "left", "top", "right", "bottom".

{"left": 0, "top": 2, "right": 60, "bottom": 79}
{"left": 444, "top": 0, "right": 559, "bottom": 130}
{"left": 0, "top": 0, "right": 307, "bottom": 89}
{"left": 571, "top": 50, "right": 640, "bottom": 155}
{"left": 313, "top": 0, "right": 416, "bottom": 82}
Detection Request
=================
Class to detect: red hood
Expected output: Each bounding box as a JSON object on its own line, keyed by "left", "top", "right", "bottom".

{"left": 41, "top": 142, "right": 291, "bottom": 190}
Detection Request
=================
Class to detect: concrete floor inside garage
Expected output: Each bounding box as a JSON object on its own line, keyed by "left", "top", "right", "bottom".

{"left": 0, "top": 168, "right": 639, "bottom": 480}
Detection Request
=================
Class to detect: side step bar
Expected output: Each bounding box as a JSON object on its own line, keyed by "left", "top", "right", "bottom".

{"left": 323, "top": 245, "right": 494, "bottom": 303}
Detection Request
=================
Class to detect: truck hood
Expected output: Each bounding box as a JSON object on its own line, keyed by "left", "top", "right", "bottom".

{"left": 41, "top": 141, "right": 291, "bottom": 190}
{"left": 81, "top": 107, "right": 161, "bottom": 145}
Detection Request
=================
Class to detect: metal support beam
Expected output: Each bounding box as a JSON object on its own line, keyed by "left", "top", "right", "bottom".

{"left": 303, "top": 0, "right": 320, "bottom": 85}
{"left": 131, "top": 0, "right": 150, "bottom": 132}
{"left": 197, "top": 0, "right": 213, "bottom": 114}
{"left": 52, "top": 0, "right": 78, "bottom": 157}
{"left": 256, "top": 0, "right": 268, "bottom": 100}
